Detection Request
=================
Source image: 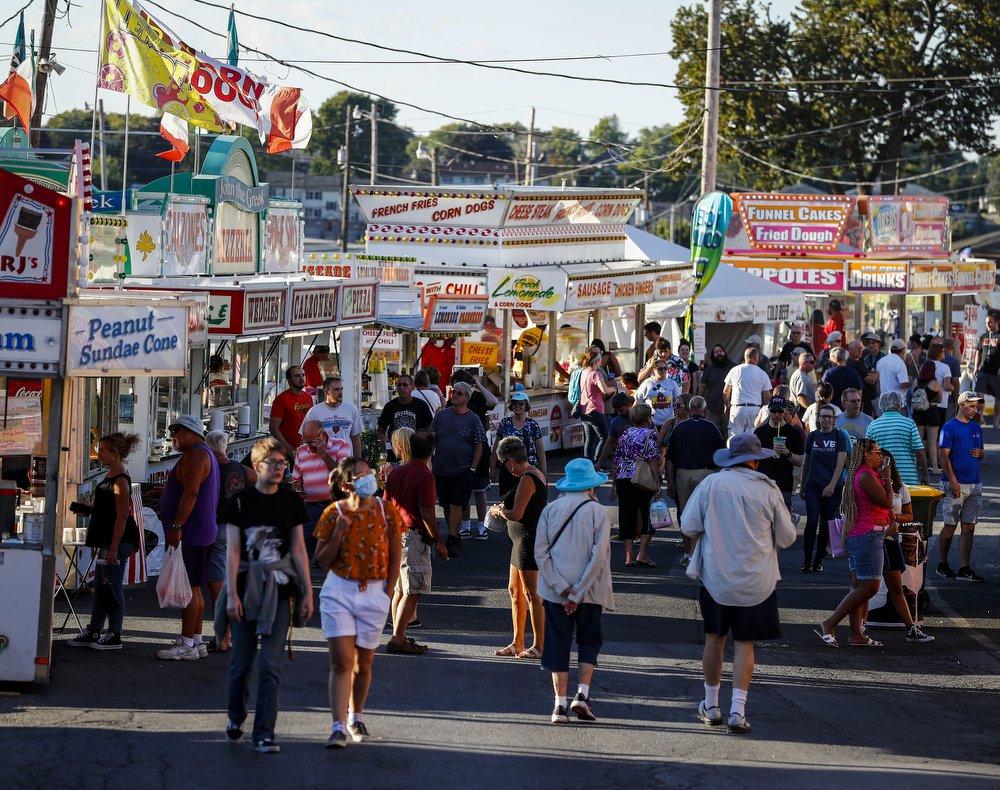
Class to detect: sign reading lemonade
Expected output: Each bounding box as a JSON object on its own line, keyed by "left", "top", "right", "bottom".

{"left": 487, "top": 269, "right": 567, "bottom": 312}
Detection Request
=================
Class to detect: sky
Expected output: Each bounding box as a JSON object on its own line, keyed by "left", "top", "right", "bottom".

{"left": 0, "top": 0, "right": 804, "bottom": 141}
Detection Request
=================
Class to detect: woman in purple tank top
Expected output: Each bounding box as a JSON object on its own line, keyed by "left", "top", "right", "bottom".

{"left": 815, "top": 438, "right": 893, "bottom": 648}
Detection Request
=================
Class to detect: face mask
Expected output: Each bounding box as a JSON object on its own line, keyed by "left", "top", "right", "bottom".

{"left": 352, "top": 473, "right": 378, "bottom": 499}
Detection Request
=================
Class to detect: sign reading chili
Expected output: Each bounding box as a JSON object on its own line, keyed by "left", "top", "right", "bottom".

{"left": 0, "top": 167, "right": 73, "bottom": 300}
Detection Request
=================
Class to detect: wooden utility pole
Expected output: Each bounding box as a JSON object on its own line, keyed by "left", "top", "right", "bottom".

{"left": 29, "top": 0, "right": 59, "bottom": 147}
{"left": 370, "top": 102, "right": 378, "bottom": 185}
{"left": 340, "top": 105, "right": 352, "bottom": 253}
{"left": 699, "top": 0, "right": 722, "bottom": 196}
{"left": 98, "top": 100, "right": 108, "bottom": 192}
{"left": 525, "top": 107, "right": 536, "bottom": 186}
{"left": 643, "top": 173, "right": 651, "bottom": 230}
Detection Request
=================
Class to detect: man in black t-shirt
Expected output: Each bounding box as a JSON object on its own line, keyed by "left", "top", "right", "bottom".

{"left": 376, "top": 375, "right": 433, "bottom": 460}
{"left": 975, "top": 311, "right": 1000, "bottom": 427}
{"left": 753, "top": 397, "right": 804, "bottom": 511}
{"left": 447, "top": 370, "right": 498, "bottom": 540}
{"left": 847, "top": 340, "right": 880, "bottom": 416}
{"left": 221, "top": 437, "right": 313, "bottom": 754}
{"left": 778, "top": 325, "right": 814, "bottom": 366}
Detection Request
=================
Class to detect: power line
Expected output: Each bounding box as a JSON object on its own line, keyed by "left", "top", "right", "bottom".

{"left": 0, "top": 0, "right": 35, "bottom": 32}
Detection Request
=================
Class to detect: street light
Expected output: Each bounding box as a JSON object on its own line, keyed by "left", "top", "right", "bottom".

{"left": 353, "top": 103, "right": 383, "bottom": 185}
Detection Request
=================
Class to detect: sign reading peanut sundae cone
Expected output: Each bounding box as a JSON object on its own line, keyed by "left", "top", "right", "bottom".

{"left": 0, "top": 167, "right": 73, "bottom": 300}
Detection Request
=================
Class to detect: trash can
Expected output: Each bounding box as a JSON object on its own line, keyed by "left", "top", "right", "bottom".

{"left": 866, "top": 485, "right": 944, "bottom": 628}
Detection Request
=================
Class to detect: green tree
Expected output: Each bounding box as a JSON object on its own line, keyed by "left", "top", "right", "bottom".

{"left": 671, "top": 0, "right": 1000, "bottom": 193}
{"left": 309, "top": 91, "right": 413, "bottom": 181}
{"left": 539, "top": 126, "right": 583, "bottom": 165}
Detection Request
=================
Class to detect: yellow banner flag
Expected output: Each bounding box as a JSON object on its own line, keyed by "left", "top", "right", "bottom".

{"left": 99, "top": 0, "right": 224, "bottom": 132}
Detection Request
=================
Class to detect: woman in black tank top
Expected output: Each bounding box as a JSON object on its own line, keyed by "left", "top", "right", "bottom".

{"left": 490, "top": 437, "right": 548, "bottom": 660}
{"left": 66, "top": 432, "right": 142, "bottom": 651}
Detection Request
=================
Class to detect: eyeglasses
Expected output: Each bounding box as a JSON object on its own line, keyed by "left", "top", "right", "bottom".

{"left": 259, "top": 458, "right": 288, "bottom": 468}
{"left": 655, "top": 367, "right": 667, "bottom": 372}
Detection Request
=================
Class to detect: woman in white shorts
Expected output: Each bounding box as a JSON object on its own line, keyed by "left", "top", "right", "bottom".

{"left": 314, "top": 457, "right": 403, "bottom": 749}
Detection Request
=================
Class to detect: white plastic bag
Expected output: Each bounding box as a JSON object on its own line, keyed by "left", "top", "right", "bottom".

{"left": 484, "top": 507, "right": 507, "bottom": 533}
{"left": 156, "top": 544, "right": 192, "bottom": 609}
{"left": 649, "top": 498, "right": 672, "bottom": 530}
{"left": 144, "top": 507, "right": 165, "bottom": 576}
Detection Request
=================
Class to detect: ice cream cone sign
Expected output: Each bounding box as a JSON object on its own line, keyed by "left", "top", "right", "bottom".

{"left": 14, "top": 207, "right": 42, "bottom": 255}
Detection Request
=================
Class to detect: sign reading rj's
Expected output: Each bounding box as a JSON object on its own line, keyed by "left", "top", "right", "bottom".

{"left": 67, "top": 303, "right": 189, "bottom": 376}
{"left": 487, "top": 269, "right": 567, "bottom": 312}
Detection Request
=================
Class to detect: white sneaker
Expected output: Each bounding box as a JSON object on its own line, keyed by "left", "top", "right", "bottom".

{"left": 156, "top": 639, "right": 200, "bottom": 661}
{"left": 196, "top": 641, "right": 208, "bottom": 658}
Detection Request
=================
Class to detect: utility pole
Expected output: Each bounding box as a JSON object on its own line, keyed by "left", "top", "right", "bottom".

{"left": 525, "top": 107, "right": 536, "bottom": 186}
{"left": 340, "top": 105, "right": 352, "bottom": 253}
{"left": 98, "top": 100, "right": 108, "bottom": 192}
{"left": 29, "top": 0, "right": 59, "bottom": 147}
{"left": 643, "top": 173, "right": 651, "bottom": 230}
{"left": 370, "top": 102, "right": 378, "bottom": 185}
{"left": 430, "top": 151, "right": 438, "bottom": 186}
{"left": 699, "top": 0, "right": 722, "bottom": 196}
{"left": 669, "top": 204, "right": 676, "bottom": 243}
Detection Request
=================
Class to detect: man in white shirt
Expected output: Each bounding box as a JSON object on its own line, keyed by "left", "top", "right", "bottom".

{"left": 303, "top": 377, "right": 363, "bottom": 462}
{"left": 876, "top": 338, "right": 913, "bottom": 406}
{"left": 723, "top": 348, "right": 773, "bottom": 439}
{"left": 682, "top": 433, "right": 796, "bottom": 735}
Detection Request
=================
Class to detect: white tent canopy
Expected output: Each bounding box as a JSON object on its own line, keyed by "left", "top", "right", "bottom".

{"left": 645, "top": 263, "right": 806, "bottom": 323}
{"left": 623, "top": 225, "right": 690, "bottom": 263}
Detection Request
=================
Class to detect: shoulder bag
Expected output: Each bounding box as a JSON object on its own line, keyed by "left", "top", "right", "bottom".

{"left": 630, "top": 429, "right": 660, "bottom": 493}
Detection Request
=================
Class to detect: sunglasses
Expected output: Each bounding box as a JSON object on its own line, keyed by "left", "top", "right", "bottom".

{"left": 655, "top": 367, "right": 667, "bottom": 372}
{"left": 769, "top": 407, "right": 784, "bottom": 413}
{"left": 168, "top": 426, "right": 184, "bottom": 436}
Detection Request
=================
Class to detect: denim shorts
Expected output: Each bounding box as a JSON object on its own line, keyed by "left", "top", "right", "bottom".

{"left": 845, "top": 529, "right": 886, "bottom": 580}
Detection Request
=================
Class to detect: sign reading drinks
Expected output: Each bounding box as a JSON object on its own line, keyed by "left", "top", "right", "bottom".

{"left": 862, "top": 196, "right": 949, "bottom": 253}
{"left": 67, "top": 303, "right": 189, "bottom": 375}
{"left": 847, "top": 261, "right": 908, "bottom": 293}
{"left": 487, "top": 268, "right": 567, "bottom": 312}
{"left": 729, "top": 194, "right": 857, "bottom": 253}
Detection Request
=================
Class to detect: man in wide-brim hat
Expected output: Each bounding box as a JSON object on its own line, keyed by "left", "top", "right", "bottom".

{"left": 681, "top": 433, "right": 796, "bottom": 735}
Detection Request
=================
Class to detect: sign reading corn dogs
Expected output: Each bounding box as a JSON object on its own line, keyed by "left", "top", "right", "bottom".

{"left": 0, "top": 166, "right": 73, "bottom": 300}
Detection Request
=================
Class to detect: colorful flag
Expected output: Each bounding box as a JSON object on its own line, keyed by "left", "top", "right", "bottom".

{"left": 0, "top": 46, "right": 34, "bottom": 134}
{"left": 226, "top": 6, "right": 239, "bottom": 68}
{"left": 8, "top": 12, "right": 25, "bottom": 73}
{"left": 130, "top": 1, "right": 309, "bottom": 150}
{"left": 99, "top": 0, "right": 225, "bottom": 132}
{"left": 157, "top": 113, "right": 189, "bottom": 161}
{"left": 684, "top": 191, "right": 733, "bottom": 340}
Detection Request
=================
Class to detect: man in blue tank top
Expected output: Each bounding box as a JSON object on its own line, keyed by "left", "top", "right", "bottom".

{"left": 156, "top": 415, "right": 221, "bottom": 661}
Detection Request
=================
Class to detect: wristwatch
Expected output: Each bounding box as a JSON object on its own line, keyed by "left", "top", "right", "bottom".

{"left": 172, "top": 523, "right": 184, "bottom": 531}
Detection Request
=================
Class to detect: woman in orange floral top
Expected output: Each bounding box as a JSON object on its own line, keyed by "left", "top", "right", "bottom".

{"left": 314, "top": 457, "right": 403, "bottom": 748}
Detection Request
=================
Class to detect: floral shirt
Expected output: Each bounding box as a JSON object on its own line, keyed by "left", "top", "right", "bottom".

{"left": 663, "top": 354, "right": 691, "bottom": 390}
{"left": 613, "top": 426, "right": 659, "bottom": 480}
{"left": 496, "top": 417, "right": 543, "bottom": 466}
{"left": 314, "top": 499, "right": 404, "bottom": 581}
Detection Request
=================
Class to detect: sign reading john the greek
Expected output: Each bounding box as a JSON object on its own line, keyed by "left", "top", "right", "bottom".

{"left": 67, "top": 304, "right": 189, "bottom": 376}
{"left": 215, "top": 177, "right": 269, "bottom": 213}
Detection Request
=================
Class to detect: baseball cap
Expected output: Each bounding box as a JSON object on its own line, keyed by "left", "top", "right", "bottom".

{"left": 768, "top": 396, "right": 790, "bottom": 411}
{"left": 510, "top": 391, "right": 530, "bottom": 403}
{"left": 169, "top": 414, "right": 205, "bottom": 437}
{"left": 314, "top": 344, "right": 330, "bottom": 354}
{"left": 829, "top": 298, "right": 841, "bottom": 311}
{"left": 744, "top": 334, "right": 762, "bottom": 345}
{"left": 958, "top": 391, "right": 985, "bottom": 405}
{"left": 890, "top": 337, "right": 906, "bottom": 351}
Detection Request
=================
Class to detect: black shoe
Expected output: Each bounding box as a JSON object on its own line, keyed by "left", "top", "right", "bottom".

{"left": 906, "top": 625, "right": 935, "bottom": 643}
{"left": 936, "top": 562, "right": 956, "bottom": 580}
{"left": 445, "top": 534, "right": 462, "bottom": 548}
{"left": 67, "top": 627, "right": 100, "bottom": 647}
{"left": 253, "top": 739, "right": 280, "bottom": 753}
{"left": 326, "top": 729, "right": 348, "bottom": 749}
{"left": 90, "top": 632, "right": 123, "bottom": 650}
{"left": 812, "top": 561, "right": 824, "bottom": 573}
{"left": 347, "top": 720, "right": 370, "bottom": 742}
{"left": 225, "top": 721, "right": 244, "bottom": 744}
{"left": 800, "top": 562, "right": 812, "bottom": 573}
{"left": 550, "top": 704, "right": 569, "bottom": 724}
{"left": 956, "top": 566, "right": 984, "bottom": 583}
{"left": 570, "top": 693, "right": 597, "bottom": 722}
{"left": 407, "top": 619, "right": 421, "bottom": 628}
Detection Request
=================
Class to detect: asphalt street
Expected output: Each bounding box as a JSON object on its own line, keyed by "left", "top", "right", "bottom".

{"left": 4, "top": 435, "right": 1000, "bottom": 789}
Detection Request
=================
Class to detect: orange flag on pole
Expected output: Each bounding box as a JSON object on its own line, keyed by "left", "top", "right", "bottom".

{"left": 0, "top": 57, "right": 35, "bottom": 135}
{"left": 157, "top": 113, "right": 189, "bottom": 162}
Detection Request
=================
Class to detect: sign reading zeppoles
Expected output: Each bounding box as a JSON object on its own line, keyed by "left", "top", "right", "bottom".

{"left": 289, "top": 285, "right": 340, "bottom": 328}
{"left": 242, "top": 290, "right": 286, "bottom": 332}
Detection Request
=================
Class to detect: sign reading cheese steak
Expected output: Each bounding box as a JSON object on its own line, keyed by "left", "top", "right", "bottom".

{"left": 289, "top": 284, "right": 340, "bottom": 328}
{"left": 566, "top": 271, "right": 655, "bottom": 311}
{"left": 242, "top": 290, "right": 286, "bottom": 334}
{"left": 847, "top": 261, "right": 908, "bottom": 293}
{"left": 341, "top": 282, "right": 378, "bottom": 322}
{"left": 730, "top": 194, "right": 857, "bottom": 253}
{"left": 503, "top": 195, "right": 640, "bottom": 227}
{"left": 67, "top": 302, "right": 189, "bottom": 375}
{"left": 488, "top": 268, "right": 567, "bottom": 312}
{"left": 423, "top": 295, "right": 487, "bottom": 333}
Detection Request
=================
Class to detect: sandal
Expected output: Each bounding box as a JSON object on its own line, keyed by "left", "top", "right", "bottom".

{"left": 635, "top": 559, "right": 657, "bottom": 567}
{"left": 624, "top": 561, "right": 635, "bottom": 567}
{"left": 494, "top": 644, "right": 521, "bottom": 657}
{"left": 849, "top": 637, "right": 884, "bottom": 647}
{"left": 813, "top": 628, "right": 839, "bottom": 648}
{"left": 517, "top": 646, "right": 542, "bottom": 659}
{"left": 205, "top": 640, "right": 231, "bottom": 654}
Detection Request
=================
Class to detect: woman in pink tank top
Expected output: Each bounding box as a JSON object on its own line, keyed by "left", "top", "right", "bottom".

{"left": 815, "top": 438, "right": 893, "bottom": 648}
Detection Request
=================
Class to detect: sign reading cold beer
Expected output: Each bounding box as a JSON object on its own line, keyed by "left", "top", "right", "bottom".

{"left": 67, "top": 303, "right": 189, "bottom": 375}
{"left": 289, "top": 284, "right": 340, "bottom": 329}
{"left": 847, "top": 261, "right": 908, "bottom": 293}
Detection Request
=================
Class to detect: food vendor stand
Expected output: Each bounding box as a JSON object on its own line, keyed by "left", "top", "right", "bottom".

{"left": 0, "top": 164, "right": 196, "bottom": 683}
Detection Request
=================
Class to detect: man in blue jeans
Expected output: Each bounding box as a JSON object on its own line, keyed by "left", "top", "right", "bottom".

{"left": 222, "top": 437, "right": 313, "bottom": 753}
{"left": 937, "top": 392, "right": 987, "bottom": 582}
